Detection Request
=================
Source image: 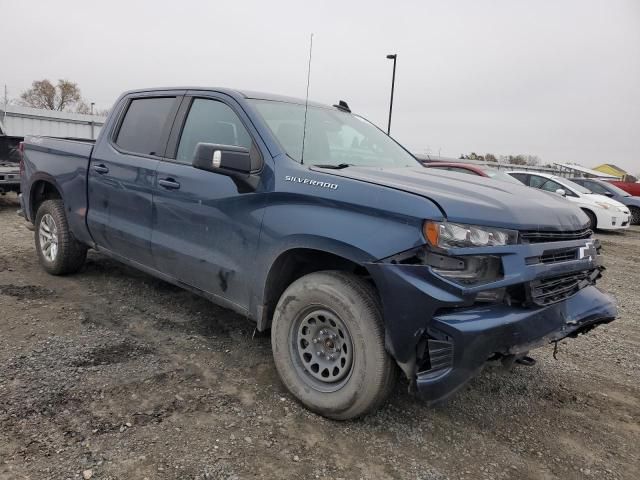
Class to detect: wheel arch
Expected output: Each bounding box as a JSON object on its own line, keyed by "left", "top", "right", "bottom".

{"left": 580, "top": 207, "right": 597, "bottom": 229}
{"left": 256, "top": 240, "right": 378, "bottom": 331}
{"left": 29, "top": 177, "right": 63, "bottom": 220}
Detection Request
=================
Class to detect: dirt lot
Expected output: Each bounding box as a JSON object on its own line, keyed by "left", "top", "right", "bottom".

{"left": 0, "top": 193, "right": 638, "bottom": 480}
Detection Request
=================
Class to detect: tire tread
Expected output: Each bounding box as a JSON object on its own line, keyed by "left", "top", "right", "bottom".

{"left": 271, "top": 270, "right": 397, "bottom": 420}
{"left": 35, "top": 199, "right": 87, "bottom": 275}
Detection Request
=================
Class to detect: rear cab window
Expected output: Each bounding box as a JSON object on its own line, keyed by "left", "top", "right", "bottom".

{"left": 114, "top": 97, "right": 178, "bottom": 156}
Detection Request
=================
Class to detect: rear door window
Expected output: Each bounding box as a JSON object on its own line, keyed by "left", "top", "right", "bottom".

{"left": 115, "top": 97, "right": 177, "bottom": 156}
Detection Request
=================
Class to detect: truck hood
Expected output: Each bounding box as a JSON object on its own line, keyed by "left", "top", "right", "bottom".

{"left": 313, "top": 166, "right": 589, "bottom": 231}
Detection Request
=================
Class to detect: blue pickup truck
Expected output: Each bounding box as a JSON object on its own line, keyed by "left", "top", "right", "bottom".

{"left": 19, "top": 87, "right": 617, "bottom": 419}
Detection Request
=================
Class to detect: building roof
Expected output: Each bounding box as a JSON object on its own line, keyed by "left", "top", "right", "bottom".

{"left": 602, "top": 163, "right": 627, "bottom": 173}
{"left": 593, "top": 163, "right": 627, "bottom": 176}
{"left": 553, "top": 163, "right": 619, "bottom": 179}
{"left": 0, "top": 104, "right": 107, "bottom": 123}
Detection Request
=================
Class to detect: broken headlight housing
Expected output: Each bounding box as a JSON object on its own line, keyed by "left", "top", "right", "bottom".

{"left": 421, "top": 221, "right": 515, "bottom": 288}
{"left": 425, "top": 251, "right": 503, "bottom": 286}
{"left": 423, "top": 221, "right": 518, "bottom": 249}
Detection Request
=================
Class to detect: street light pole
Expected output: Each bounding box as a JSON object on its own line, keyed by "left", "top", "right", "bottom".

{"left": 386, "top": 54, "right": 397, "bottom": 135}
{"left": 90, "top": 102, "right": 96, "bottom": 140}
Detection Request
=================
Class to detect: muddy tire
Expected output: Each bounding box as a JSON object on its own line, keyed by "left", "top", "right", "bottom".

{"left": 271, "top": 271, "right": 397, "bottom": 420}
{"left": 631, "top": 207, "right": 640, "bottom": 225}
{"left": 35, "top": 199, "right": 87, "bottom": 275}
{"left": 583, "top": 209, "right": 597, "bottom": 231}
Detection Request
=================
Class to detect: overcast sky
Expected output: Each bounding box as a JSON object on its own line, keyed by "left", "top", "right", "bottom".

{"left": 2, "top": 0, "right": 639, "bottom": 172}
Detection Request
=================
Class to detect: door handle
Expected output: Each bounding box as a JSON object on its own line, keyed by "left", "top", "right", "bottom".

{"left": 159, "top": 178, "right": 181, "bottom": 190}
{"left": 93, "top": 164, "right": 109, "bottom": 174}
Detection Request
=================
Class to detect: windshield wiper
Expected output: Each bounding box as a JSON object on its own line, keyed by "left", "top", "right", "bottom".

{"left": 314, "top": 163, "right": 353, "bottom": 169}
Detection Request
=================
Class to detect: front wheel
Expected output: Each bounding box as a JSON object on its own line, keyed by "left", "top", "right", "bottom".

{"left": 271, "top": 271, "right": 397, "bottom": 420}
{"left": 35, "top": 199, "right": 87, "bottom": 275}
{"left": 631, "top": 207, "right": 640, "bottom": 225}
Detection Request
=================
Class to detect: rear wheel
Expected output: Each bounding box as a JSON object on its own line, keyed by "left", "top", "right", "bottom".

{"left": 631, "top": 207, "right": 640, "bottom": 225}
{"left": 35, "top": 199, "right": 87, "bottom": 275}
{"left": 583, "top": 209, "right": 597, "bottom": 231}
{"left": 271, "top": 271, "right": 397, "bottom": 420}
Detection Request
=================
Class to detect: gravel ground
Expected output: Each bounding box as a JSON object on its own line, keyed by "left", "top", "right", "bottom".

{"left": 0, "top": 192, "right": 638, "bottom": 480}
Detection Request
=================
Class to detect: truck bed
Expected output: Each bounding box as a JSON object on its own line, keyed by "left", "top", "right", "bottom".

{"left": 21, "top": 136, "right": 95, "bottom": 245}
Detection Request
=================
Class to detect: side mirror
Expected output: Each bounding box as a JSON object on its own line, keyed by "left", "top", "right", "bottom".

{"left": 555, "top": 188, "right": 567, "bottom": 197}
{"left": 603, "top": 191, "right": 614, "bottom": 197}
{"left": 192, "top": 143, "right": 262, "bottom": 191}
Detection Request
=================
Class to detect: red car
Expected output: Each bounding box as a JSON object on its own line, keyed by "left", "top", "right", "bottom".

{"left": 605, "top": 180, "right": 640, "bottom": 197}
{"left": 421, "top": 162, "right": 522, "bottom": 184}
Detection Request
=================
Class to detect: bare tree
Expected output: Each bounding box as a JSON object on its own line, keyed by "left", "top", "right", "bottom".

{"left": 75, "top": 101, "right": 109, "bottom": 116}
{"left": 506, "top": 155, "right": 527, "bottom": 165}
{"left": 461, "top": 152, "right": 541, "bottom": 166}
{"left": 20, "top": 79, "right": 83, "bottom": 111}
{"left": 75, "top": 101, "right": 92, "bottom": 114}
{"left": 525, "top": 155, "right": 540, "bottom": 166}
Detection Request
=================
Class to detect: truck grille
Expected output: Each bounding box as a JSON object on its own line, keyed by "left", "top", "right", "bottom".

{"left": 529, "top": 268, "right": 601, "bottom": 306}
{"left": 526, "top": 247, "right": 579, "bottom": 265}
{"left": 520, "top": 229, "right": 592, "bottom": 243}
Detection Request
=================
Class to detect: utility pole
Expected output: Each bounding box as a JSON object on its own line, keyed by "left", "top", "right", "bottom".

{"left": 3, "top": 85, "right": 7, "bottom": 125}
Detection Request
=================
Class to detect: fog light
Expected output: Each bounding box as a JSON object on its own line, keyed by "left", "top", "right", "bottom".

{"left": 475, "top": 288, "right": 505, "bottom": 303}
{"left": 431, "top": 255, "right": 503, "bottom": 286}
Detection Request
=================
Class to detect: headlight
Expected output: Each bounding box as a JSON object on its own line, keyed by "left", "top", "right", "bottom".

{"left": 595, "top": 202, "right": 610, "bottom": 210}
{"left": 423, "top": 221, "right": 518, "bottom": 249}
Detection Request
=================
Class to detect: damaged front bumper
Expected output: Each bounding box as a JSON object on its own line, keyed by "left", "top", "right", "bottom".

{"left": 416, "top": 285, "right": 615, "bottom": 403}
{"left": 366, "top": 237, "right": 617, "bottom": 404}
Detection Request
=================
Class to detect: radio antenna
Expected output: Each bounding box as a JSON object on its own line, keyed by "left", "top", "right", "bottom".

{"left": 301, "top": 33, "right": 314, "bottom": 165}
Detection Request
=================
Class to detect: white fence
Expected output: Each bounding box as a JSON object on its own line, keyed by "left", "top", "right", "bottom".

{"left": 0, "top": 105, "right": 107, "bottom": 140}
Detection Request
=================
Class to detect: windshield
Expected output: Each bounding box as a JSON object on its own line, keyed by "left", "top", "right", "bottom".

{"left": 555, "top": 177, "right": 592, "bottom": 194}
{"left": 250, "top": 100, "right": 418, "bottom": 168}
{"left": 480, "top": 168, "right": 523, "bottom": 185}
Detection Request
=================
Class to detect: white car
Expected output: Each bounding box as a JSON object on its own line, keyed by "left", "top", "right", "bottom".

{"left": 507, "top": 171, "right": 631, "bottom": 231}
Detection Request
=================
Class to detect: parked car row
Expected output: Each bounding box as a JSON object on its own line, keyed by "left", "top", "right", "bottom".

{"left": 422, "top": 161, "right": 638, "bottom": 230}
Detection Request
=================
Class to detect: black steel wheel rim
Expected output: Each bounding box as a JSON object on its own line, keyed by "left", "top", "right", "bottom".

{"left": 289, "top": 307, "right": 354, "bottom": 393}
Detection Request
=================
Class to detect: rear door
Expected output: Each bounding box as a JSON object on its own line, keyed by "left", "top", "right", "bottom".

{"left": 88, "top": 93, "right": 182, "bottom": 266}
{"left": 151, "top": 93, "right": 267, "bottom": 308}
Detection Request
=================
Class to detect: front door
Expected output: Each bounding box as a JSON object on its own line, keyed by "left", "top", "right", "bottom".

{"left": 87, "top": 94, "right": 181, "bottom": 266}
{"left": 151, "top": 95, "right": 267, "bottom": 308}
